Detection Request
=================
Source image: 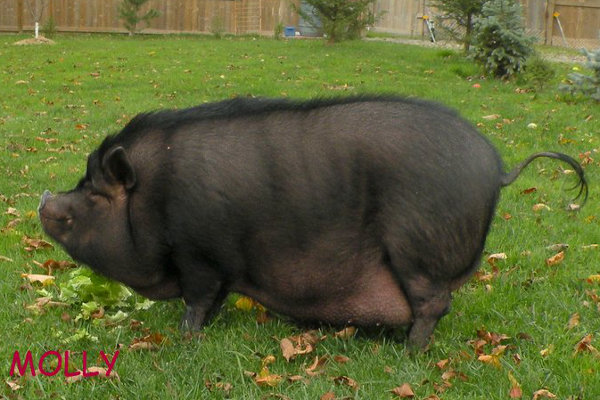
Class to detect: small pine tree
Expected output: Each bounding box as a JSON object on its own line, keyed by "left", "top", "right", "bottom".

{"left": 559, "top": 47, "right": 600, "bottom": 101}
{"left": 294, "top": 0, "right": 381, "bottom": 43}
{"left": 118, "top": 0, "right": 160, "bottom": 36}
{"left": 471, "top": 0, "right": 534, "bottom": 79}
{"left": 429, "top": 0, "right": 487, "bottom": 52}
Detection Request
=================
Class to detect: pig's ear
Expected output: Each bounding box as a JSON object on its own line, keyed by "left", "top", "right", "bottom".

{"left": 102, "top": 147, "right": 136, "bottom": 190}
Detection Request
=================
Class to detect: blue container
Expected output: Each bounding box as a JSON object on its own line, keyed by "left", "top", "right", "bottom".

{"left": 284, "top": 26, "right": 295, "bottom": 37}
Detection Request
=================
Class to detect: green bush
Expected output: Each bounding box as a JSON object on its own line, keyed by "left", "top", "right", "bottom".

{"left": 293, "top": 0, "right": 382, "bottom": 43}
{"left": 471, "top": 0, "right": 534, "bottom": 79}
{"left": 522, "top": 55, "right": 555, "bottom": 91}
{"left": 118, "top": 0, "right": 160, "bottom": 36}
{"left": 559, "top": 47, "right": 600, "bottom": 101}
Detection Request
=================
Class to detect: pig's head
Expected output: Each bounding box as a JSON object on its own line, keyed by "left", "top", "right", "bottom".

{"left": 39, "top": 145, "right": 180, "bottom": 298}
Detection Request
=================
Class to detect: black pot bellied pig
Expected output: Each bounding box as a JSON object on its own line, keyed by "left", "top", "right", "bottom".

{"left": 39, "top": 96, "right": 587, "bottom": 348}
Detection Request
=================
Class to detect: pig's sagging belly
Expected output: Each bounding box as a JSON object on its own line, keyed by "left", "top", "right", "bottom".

{"left": 131, "top": 273, "right": 182, "bottom": 300}
{"left": 232, "top": 241, "right": 413, "bottom": 327}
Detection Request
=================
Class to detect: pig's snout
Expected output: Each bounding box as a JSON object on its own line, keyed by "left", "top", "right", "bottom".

{"left": 39, "top": 190, "right": 52, "bottom": 212}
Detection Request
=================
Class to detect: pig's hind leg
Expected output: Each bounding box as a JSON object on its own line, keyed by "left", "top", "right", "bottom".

{"left": 382, "top": 249, "right": 453, "bottom": 349}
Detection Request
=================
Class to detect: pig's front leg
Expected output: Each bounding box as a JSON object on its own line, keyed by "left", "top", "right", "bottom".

{"left": 176, "top": 257, "right": 230, "bottom": 330}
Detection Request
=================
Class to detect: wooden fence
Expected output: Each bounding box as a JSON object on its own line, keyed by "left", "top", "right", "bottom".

{"left": 374, "top": 0, "right": 600, "bottom": 48}
{"left": 1, "top": 0, "right": 598, "bottom": 47}
{"left": 0, "top": 0, "right": 299, "bottom": 35}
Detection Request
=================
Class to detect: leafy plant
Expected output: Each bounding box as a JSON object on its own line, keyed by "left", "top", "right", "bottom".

{"left": 118, "top": 0, "right": 160, "bottom": 36}
{"left": 274, "top": 22, "right": 284, "bottom": 40}
{"left": 522, "top": 55, "right": 555, "bottom": 91}
{"left": 293, "top": 0, "right": 382, "bottom": 43}
{"left": 42, "top": 16, "right": 57, "bottom": 38}
{"left": 210, "top": 15, "right": 226, "bottom": 39}
{"left": 559, "top": 47, "right": 600, "bottom": 101}
{"left": 471, "top": 0, "right": 534, "bottom": 79}
{"left": 429, "top": 0, "right": 486, "bottom": 52}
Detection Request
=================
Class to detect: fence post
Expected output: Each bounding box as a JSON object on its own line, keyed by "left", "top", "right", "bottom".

{"left": 545, "top": 0, "right": 556, "bottom": 45}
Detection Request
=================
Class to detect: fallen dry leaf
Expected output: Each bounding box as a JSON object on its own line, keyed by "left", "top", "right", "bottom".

{"left": 320, "top": 392, "right": 336, "bottom": 400}
{"left": 478, "top": 345, "right": 507, "bottom": 368}
{"left": 66, "top": 367, "right": 120, "bottom": 383}
{"left": 235, "top": 296, "right": 257, "bottom": 312}
{"left": 520, "top": 187, "right": 537, "bottom": 195}
{"left": 532, "top": 203, "right": 551, "bottom": 212}
{"left": 280, "top": 338, "right": 296, "bottom": 362}
{"left": 280, "top": 332, "right": 319, "bottom": 361}
{"left": 129, "top": 332, "right": 167, "bottom": 351}
{"left": 487, "top": 252, "right": 507, "bottom": 267}
{"left": 567, "top": 313, "right": 580, "bottom": 329}
{"left": 254, "top": 371, "right": 282, "bottom": 387}
{"left": 392, "top": 383, "right": 415, "bottom": 398}
{"left": 21, "top": 273, "right": 55, "bottom": 286}
{"left": 333, "top": 355, "right": 350, "bottom": 364}
{"left": 34, "top": 259, "right": 77, "bottom": 274}
{"left": 333, "top": 375, "right": 359, "bottom": 391}
{"left": 334, "top": 326, "right": 357, "bottom": 339}
{"left": 22, "top": 236, "right": 54, "bottom": 251}
{"left": 545, "top": 251, "right": 565, "bottom": 266}
{"left": 586, "top": 274, "right": 600, "bottom": 284}
{"left": 508, "top": 371, "right": 522, "bottom": 399}
{"left": 25, "top": 296, "right": 69, "bottom": 313}
{"left": 482, "top": 114, "right": 501, "bottom": 120}
{"left": 546, "top": 243, "right": 569, "bottom": 252}
{"left": 305, "top": 355, "right": 328, "bottom": 376}
{"left": 435, "top": 359, "right": 449, "bottom": 369}
{"left": 532, "top": 389, "right": 557, "bottom": 399}
{"left": 540, "top": 345, "right": 554, "bottom": 357}
{"left": 204, "top": 380, "right": 233, "bottom": 395}
{"left": 574, "top": 334, "right": 598, "bottom": 356}
{"left": 5, "top": 379, "right": 22, "bottom": 391}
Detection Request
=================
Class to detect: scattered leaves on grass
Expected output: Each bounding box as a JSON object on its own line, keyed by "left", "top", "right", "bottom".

{"left": 545, "top": 251, "right": 565, "bottom": 267}
{"left": 391, "top": 383, "right": 415, "bottom": 398}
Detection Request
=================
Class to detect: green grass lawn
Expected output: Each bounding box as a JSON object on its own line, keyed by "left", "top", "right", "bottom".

{"left": 1, "top": 33, "right": 598, "bottom": 399}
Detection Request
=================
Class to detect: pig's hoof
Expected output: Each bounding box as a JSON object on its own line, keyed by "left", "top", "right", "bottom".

{"left": 180, "top": 306, "right": 206, "bottom": 331}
